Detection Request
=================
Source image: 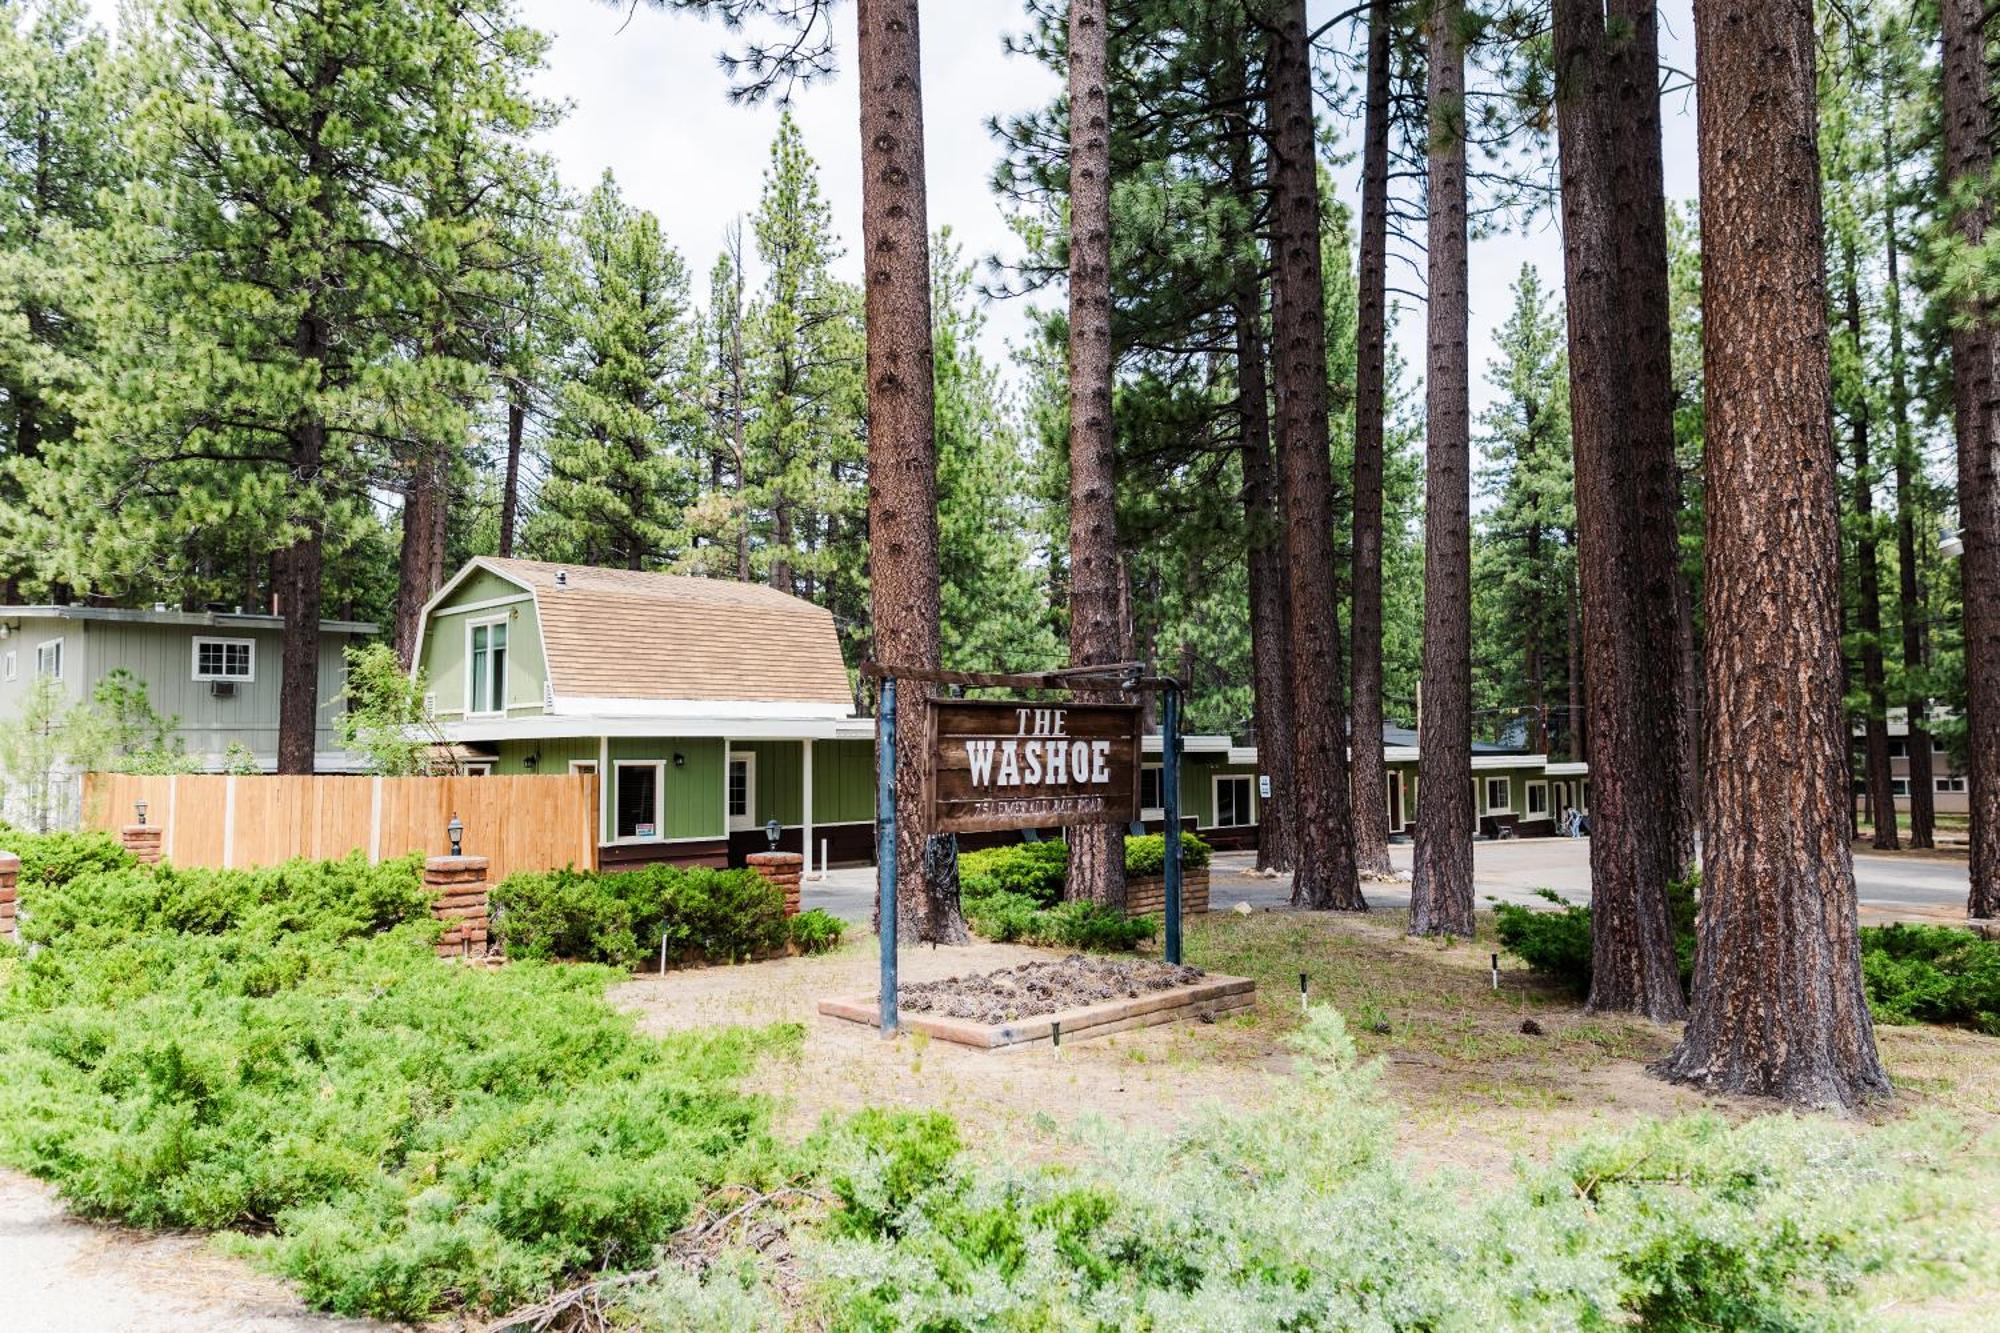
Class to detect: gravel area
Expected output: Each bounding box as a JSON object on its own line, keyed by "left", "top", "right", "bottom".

{"left": 899, "top": 956, "right": 1206, "bottom": 1025}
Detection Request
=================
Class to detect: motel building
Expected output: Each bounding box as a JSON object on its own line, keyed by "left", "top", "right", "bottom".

{"left": 415, "top": 559, "right": 1591, "bottom": 870}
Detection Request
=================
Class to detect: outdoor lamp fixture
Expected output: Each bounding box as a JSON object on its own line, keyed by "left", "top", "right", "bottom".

{"left": 134, "top": 799, "right": 148, "bottom": 826}
{"left": 522, "top": 753, "right": 538, "bottom": 772}
{"left": 1940, "top": 525, "right": 1966, "bottom": 559}
{"left": 447, "top": 813, "right": 464, "bottom": 857}
{"left": 764, "top": 818, "right": 782, "bottom": 850}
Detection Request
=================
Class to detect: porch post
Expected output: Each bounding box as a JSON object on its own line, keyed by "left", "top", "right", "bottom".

{"left": 802, "top": 738, "right": 815, "bottom": 877}
{"left": 597, "top": 735, "right": 609, "bottom": 856}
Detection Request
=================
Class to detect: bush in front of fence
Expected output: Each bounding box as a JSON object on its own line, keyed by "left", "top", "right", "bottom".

{"left": 0, "top": 824, "right": 134, "bottom": 898}
{"left": 493, "top": 864, "right": 790, "bottom": 970}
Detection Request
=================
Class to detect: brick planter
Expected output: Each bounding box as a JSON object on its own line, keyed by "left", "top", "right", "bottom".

{"left": 0, "top": 851, "right": 17, "bottom": 940}
{"left": 121, "top": 824, "right": 163, "bottom": 866}
{"left": 426, "top": 855, "right": 490, "bottom": 959}
{"left": 1124, "top": 868, "right": 1210, "bottom": 919}
{"left": 747, "top": 852, "right": 804, "bottom": 916}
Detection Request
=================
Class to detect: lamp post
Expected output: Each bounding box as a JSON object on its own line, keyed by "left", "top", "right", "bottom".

{"left": 447, "top": 813, "right": 463, "bottom": 857}
{"left": 134, "top": 799, "right": 148, "bottom": 827}
{"left": 764, "top": 817, "right": 782, "bottom": 851}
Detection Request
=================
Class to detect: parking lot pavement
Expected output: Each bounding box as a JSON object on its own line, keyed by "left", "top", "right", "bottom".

{"left": 800, "top": 835, "right": 1976, "bottom": 926}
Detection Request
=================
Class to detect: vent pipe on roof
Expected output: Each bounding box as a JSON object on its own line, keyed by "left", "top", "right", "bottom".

{"left": 555, "top": 569, "right": 568, "bottom": 587}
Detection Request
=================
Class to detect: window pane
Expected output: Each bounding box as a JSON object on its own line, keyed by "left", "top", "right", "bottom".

{"left": 1141, "top": 768, "right": 1162, "bottom": 809}
{"left": 470, "top": 649, "right": 488, "bottom": 711}
{"left": 617, "top": 767, "right": 658, "bottom": 838}
{"left": 489, "top": 641, "right": 506, "bottom": 711}
{"left": 728, "top": 760, "right": 749, "bottom": 817}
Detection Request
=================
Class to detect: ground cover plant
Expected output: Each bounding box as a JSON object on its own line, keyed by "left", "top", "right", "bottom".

{"left": 493, "top": 863, "right": 790, "bottom": 969}
{"left": 0, "top": 852, "right": 798, "bottom": 1320}
{"left": 0, "top": 824, "right": 134, "bottom": 895}
{"left": 1494, "top": 879, "right": 2000, "bottom": 1035}
{"left": 956, "top": 832, "right": 1206, "bottom": 950}
{"left": 629, "top": 1010, "right": 1998, "bottom": 1330}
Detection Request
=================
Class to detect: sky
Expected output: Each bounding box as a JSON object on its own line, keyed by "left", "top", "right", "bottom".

{"left": 520, "top": 0, "right": 1705, "bottom": 420}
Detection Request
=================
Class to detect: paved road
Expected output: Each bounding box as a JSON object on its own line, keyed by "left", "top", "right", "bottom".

{"left": 802, "top": 836, "right": 1976, "bottom": 924}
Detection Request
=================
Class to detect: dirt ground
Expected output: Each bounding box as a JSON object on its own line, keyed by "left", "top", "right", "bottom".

{"left": 612, "top": 908, "right": 2000, "bottom": 1183}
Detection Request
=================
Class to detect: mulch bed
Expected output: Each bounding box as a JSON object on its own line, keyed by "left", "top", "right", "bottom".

{"left": 898, "top": 956, "right": 1207, "bottom": 1026}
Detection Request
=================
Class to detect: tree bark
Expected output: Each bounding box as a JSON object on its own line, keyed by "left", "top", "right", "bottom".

{"left": 1267, "top": 0, "right": 1363, "bottom": 911}
{"left": 1845, "top": 249, "right": 1900, "bottom": 850}
{"left": 857, "top": 0, "right": 963, "bottom": 942}
{"left": 1239, "top": 279, "right": 1297, "bottom": 874}
{"left": 1655, "top": 0, "right": 1888, "bottom": 1109}
{"left": 1552, "top": 0, "right": 1687, "bottom": 1017}
{"left": 499, "top": 383, "right": 524, "bottom": 558}
{"left": 1062, "top": 0, "right": 1128, "bottom": 906}
{"left": 1348, "top": 0, "right": 1395, "bottom": 879}
{"left": 394, "top": 443, "right": 448, "bottom": 667}
{"left": 1411, "top": 0, "right": 1472, "bottom": 936}
{"left": 1883, "top": 100, "right": 1934, "bottom": 847}
{"left": 1942, "top": 0, "right": 2000, "bottom": 919}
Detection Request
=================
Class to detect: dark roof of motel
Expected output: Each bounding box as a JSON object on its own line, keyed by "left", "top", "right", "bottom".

{"left": 476, "top": 559, "right": 853, "bottom": 709}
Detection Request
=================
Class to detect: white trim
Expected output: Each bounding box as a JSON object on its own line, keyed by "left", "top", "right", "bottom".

{"left": 611, "top": 759, "right": 666, "bottom": 843}
{"left": 190, "top": 635, "right": 256, "bottom": 682}
{"left": 35, "top": 636, "right": 63, "bottom": 680}
{"left": 464, "top": 614, "right": 511, "bottom": 717}
{"left": 1386, "top": 769, "right": 1406, "bottom": 832}
{"left": 802, "top": 740, "right": 815, "bottom": 869}
{"left": 1212, "top": 773, "right": 1255, "bottom": 829}
{"left": 727, "top": 750, "right": 758, "bottom": 831}
{"left": 1139, "top": 762, "right": 1166, "bottom": 820}
{"left": 1483, "top": 775, "right": 1512, "bottom": 814}
{"left": 1143, "top": 733, "right": 1232, "bottom": 754}
{"left": 427, "top": 592, "right": 534, "bottom": 619}
{"left": 222, "top": 775, "right": 237, "bottom": 868}
{"left": 440, "top": 713, "right": 859, "bottom": 743}
{"left": 597, "top": 736, "right": 610, "bottom": 849}
{"left": 1525, "top": 780, "right": 1549, "bottom": 818}
{"left": 368, "top": 776, "right": 383, "bottom": 863}
{"left": 165, "top": 775, "right": 179, "bottom": 861}
{"left": 462, "top": 761, "right": 495, "bottom": 776}
{"left": 2, "top": 649, "right": 14, "bottom": 681}
{"left": 1543, "top": 761, "right": 1589, "bottom": 776}
{"left": 553, "top": 696, "right": 853, "bottom": 721}
{"left": 568, "top": 759, "right": 599, "bottom": 776}
{"left": 414, "top": 557, "right": 534, "bottom": 626}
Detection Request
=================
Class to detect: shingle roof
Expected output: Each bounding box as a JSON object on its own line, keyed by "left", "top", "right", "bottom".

{"left": 479, "top": 559, "right": 854, "bottom": 710}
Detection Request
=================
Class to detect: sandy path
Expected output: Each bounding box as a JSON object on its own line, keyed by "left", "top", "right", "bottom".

{"left": 0, "top": 1171, "right": 401, "bottom": 1333}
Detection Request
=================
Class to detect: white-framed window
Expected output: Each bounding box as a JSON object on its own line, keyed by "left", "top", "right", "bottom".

{"left": 1214, "top": 774, "right": 1255, "bottom": 827}
{"left": 35, "top": 638, "right": 62, "bottom": 679}
{"left": 2, "top": 649, "right": 14, "bottom": 681}
{"left": 1484, "top": 776, "right": 1512, "bottom": 814}
{"left": 727, "top": 750, "right": 757, "bottom": 830}
{"left": 614, "top": 760, "right": 664, "bottom": 841}
{"left": 1386, "top": 771, "right": 1405, "bottom": 830}
{"left": 1936, "top": 775, "right": 1968, "bottom": 793}
{"left": 569, "top": 760, "right": 598, "bottom": 777}
{"left": 1525, "top": 780, "right": 1549, "bottom": 817}
{"left": 1139, "top": 765, "right": 1165, "bottom": 813}
{"left": 462, "top": 761, "right": 495, "bottom": 777}
{"left": 1888, "top": 739, "right": 1908, "bottom": 758}
{"left": 191, "top": 636, "right": 255, "bottom": 681}
{"left": 466, "top": 616, "right": 508, "bottom": 715}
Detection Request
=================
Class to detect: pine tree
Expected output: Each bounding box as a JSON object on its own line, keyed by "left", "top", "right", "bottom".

{"left": 526, "top": 173, "right": 703, "bottom": 570}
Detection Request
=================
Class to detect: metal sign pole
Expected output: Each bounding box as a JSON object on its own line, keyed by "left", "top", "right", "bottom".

{"left": 876, "top": 675, "right": 899, "bottom": 1036}
{"left": 1163, "top": 679, "right": 1183, "bottom": 966}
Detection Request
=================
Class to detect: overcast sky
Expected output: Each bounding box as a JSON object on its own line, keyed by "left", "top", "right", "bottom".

{"left": 522, "top": 0, "right": 1704, "bottom": 420}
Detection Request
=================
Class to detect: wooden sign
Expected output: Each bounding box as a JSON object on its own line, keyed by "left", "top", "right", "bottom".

{"left": 927, "top": 700, "right": 1142, "bottom": 834}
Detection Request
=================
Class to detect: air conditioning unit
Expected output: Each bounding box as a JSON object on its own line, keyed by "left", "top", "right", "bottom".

{"left": 209, "top": 679, "right": 237, "bottom": 699}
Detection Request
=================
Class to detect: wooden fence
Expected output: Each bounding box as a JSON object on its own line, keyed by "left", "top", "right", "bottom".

{"left": 81, "top": 772, "right": 599, "bottom": 885}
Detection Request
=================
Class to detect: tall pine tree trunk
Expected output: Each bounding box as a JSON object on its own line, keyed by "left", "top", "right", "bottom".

{"left": 1656, "top": 0, "right": 1887, "bottom": 1108}
{"left": 1846, "top": 251, "right": 1900, "bottom": 850}
{"left": 1552, "top": 0, "right": 1686, "bottom": 1017}
{"left": 1941, "top": 0, "right": 2000, "bottom": 919}
{"left": 1267, "top": 0, "right": 1363, "bottom": 911}
{"left": 394, "top": 443, "right": 448, "bottom": 667}
{"left": 1411, "top": 0, "right": 1472, "bottom": 936}
{"left": 1063, "top": 0, "right": 1128, "bottom": 906}
{"left": 1884, "top": 107, "right": 1935, "bottom": 847}
{"left": 1349, "top": 0, "right": 1395, "bottom": 879}
{"left": 499, "top": 384, "right": 524, "bottom": 558}
{"left": 1239, "top": 279, "right": 1297, "bottom": 873}
{"left": 857, "top": 0, "right": 963, "bottom": 942}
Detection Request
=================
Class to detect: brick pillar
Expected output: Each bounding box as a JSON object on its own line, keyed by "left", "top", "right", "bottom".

{"left": 747, "top": 851, "right": 804, "bottom": 917}
{"left": 0, "top": 851, "right": 18, "bottom": 940}
{"left": 120, "top": 824, "right": 163, "bottom": 866}
{"left": 425, "top": 855, "right": 490, "bottom": 959}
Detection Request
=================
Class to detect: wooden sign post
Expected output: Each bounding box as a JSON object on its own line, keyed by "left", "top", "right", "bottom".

{"left": 863, "top": 663, "right": 1184, "bottom": 1038}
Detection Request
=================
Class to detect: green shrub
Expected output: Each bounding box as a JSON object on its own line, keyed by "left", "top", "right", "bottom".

{"left": 955, "top": 832, "right": 1203, "bottom": 952}
{"left": 1498, "top": 876, "right": 2000, "bottom": 1034}
{"left": 1861, "top": 923, "right": 2000, "bottom": 1034}
{"left": 492, "top": 864, "right": 787, "bottom": 969}
{"left": 651, "top": 1009, "right": 1994, "bottom": 1329}
{"left": 0, "top": 826, "right": 134, "bottom": 896}
{"left": 789, "top": 908, "right": 847, "bottom": 955}
{"left": 0, "top": 853, "right": 798, "bottom": 1321}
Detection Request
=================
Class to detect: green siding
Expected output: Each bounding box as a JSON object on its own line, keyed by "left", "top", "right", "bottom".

{"left": 492, "top": 737, "right": 599, "bottom": 775}
{"left": 812, "top": 739, "right": 874, "bottom": 824}
{"left": 421, "top": 571, "right": 544, "bottom": 719}
{"left": 741, "top": 741, "right": 802, "bottom": 825}
{"left": 606, "top": 737, "right": 724, "bottom": 840}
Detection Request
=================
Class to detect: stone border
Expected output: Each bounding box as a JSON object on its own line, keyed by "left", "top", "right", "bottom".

{"left": 817, "top": 973, "right": 1255, "bottom": 1049}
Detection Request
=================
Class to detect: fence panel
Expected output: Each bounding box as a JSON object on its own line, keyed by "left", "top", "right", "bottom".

{"left": 77, "top": 772, "right": 599, "bottom": 885}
